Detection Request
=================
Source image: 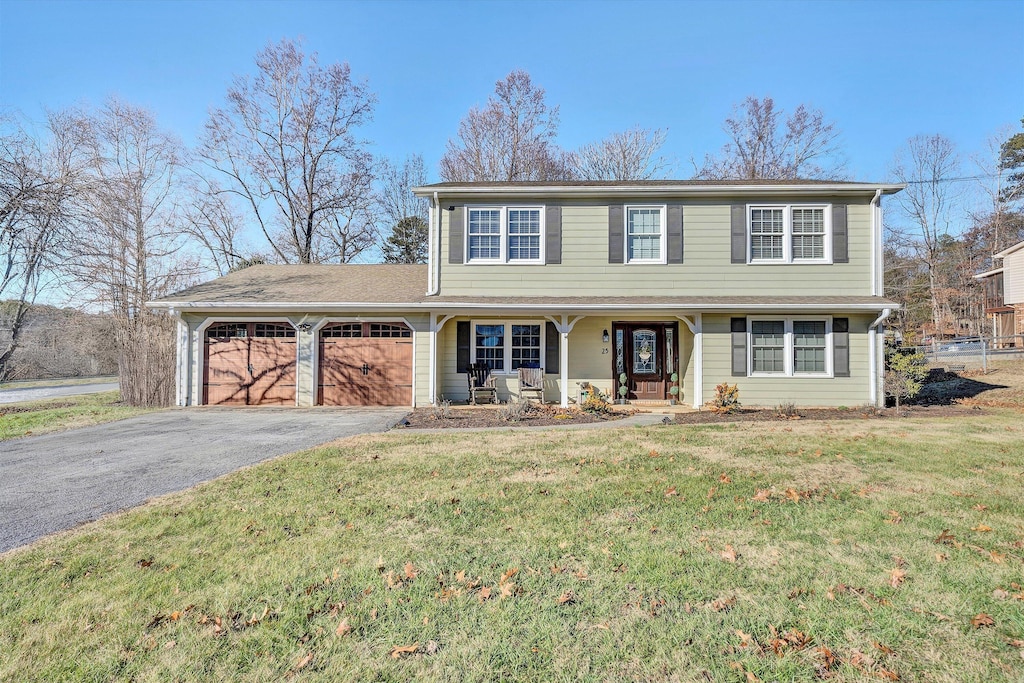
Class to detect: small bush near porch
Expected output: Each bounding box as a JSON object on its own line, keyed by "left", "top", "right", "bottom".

{"left": 2, "top": 408, "right": 1023, "bottom": 680}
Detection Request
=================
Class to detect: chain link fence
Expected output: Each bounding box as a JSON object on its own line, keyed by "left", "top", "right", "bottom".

{"left": 905, "top": 335, "right": 1024, "bottom": 374}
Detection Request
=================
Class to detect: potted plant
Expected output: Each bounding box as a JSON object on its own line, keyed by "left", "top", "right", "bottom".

{"left": 668, "top": 372, "right": 679, "bottom": 405}
{"left": 617, "top": 372, "right": 629, "bottom": 404}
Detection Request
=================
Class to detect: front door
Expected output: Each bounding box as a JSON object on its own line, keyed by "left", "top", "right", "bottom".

{"left": 612, "top": 322, "right": 677, "bottom": 401}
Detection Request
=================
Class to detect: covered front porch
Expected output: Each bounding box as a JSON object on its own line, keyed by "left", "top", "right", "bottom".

{"left": 424, "top": 311, "right": 704, "bottom": 408}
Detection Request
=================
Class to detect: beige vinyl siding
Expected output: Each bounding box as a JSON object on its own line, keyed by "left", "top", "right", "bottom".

{"left": 701, "top": 314, "right": 873, "bottom": 407}
{"left": 439, "top": 198, "right": 873, "bottom": 297}
{"left": 435, "top": 315, "right": 694, "bottom": 405}
{"left": 1003, "top": 250, "right": 1024, "bottom": 305}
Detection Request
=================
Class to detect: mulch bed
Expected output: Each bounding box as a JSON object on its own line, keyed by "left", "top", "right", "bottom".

{"left": 673, "top": 403, "right": 985, "bottom": 424}
{"left": 400, "top": 405, "right": 627, "bottom": 429}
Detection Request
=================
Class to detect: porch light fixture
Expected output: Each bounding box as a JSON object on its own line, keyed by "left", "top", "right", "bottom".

{"left": 602, "top": 329, "right": 610, "bottom": 343}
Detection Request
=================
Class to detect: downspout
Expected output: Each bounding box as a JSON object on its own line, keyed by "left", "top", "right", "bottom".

{"left": 427, "top": 191, "right": 440, "bottom": 296}
{"left": 870, "top": 188, "right": 883, "bottom": 296}
{"left": 868, "top": 307, "right": 892, "bottom": 407}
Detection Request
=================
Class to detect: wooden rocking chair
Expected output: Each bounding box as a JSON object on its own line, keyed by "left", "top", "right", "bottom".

{"left": 518, "top": 366, "right": 544, "bottom": 403}
{"left": 467, "top": 362, "right": 497, "bottom": 405}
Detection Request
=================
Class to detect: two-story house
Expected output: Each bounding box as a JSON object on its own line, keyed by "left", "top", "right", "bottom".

{"left": 151, "top": 180, "right": 903, "bottom": 409}
{"left": 975, "top": 239, "right": 1024, "bottom": 346}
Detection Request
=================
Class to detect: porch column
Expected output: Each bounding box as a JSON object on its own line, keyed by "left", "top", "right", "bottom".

{"left": 678, "top": 314, "right": 703, "bottom": 408}
{"left": 546, "top": 314, "right": 586, "bottom": 408}
{"left": 428, "top": 314, "right": 455, "bottom": 404}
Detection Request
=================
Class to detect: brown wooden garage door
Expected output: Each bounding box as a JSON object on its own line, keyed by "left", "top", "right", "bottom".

{"left": 318, "top": 322, "right": 413, "bottom": 406}
{"left": 203, "top": 323, "right": 297, "bottom": 406}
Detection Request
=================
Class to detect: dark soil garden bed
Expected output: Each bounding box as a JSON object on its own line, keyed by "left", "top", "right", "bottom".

{"left": 673, "top": 403, "right": 984, "bottom": 424}
{"left": 400, "top": 405, "right": 627, "bottom": 429}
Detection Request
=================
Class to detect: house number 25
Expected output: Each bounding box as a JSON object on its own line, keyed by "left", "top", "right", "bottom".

{"left": 601, "top": 347, "right": 609, "bottom": 354}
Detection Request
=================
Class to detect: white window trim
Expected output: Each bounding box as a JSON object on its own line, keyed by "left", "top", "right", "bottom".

{"left": 748, "top": 315, "right": 833, "bottom": 378}
{"left": 469, "top": 319, "right": 545, "bottom": 374}
{"left": 747, "top": 203, "right": 832, "bottom": 265}
{"left": 624, "top": 204, "right": 667, "bottom": 264}
{"left": 465, "top": 205, "right": 545, "bottom": 265}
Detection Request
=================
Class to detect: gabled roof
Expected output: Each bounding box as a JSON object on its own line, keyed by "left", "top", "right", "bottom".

{"left": 151, "top": 264, "right": 428, "bottom": 306}
{"left": 149, "top": 264, "right": 896, "bottom": 312}
{"left": 414, "top": 179, "right": 905, "bottom": 199}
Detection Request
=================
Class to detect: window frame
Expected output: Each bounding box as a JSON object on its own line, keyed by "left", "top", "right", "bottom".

{"left": 747, "top": 315, "right": 833, "bottom": 378}
{"left": 624, "top": 204, "right": 667, "bottom": 264}
{"left": 469, "top": 319, "right": 545, "bottom": 374}
{"left": 747, "top": 204, "right": 832, "bottom": 265}
{"left": 464, "top": 205, "right": 545, "bottom": 265}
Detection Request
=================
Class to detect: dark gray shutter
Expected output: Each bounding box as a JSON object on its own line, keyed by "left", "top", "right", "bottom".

{"left": 832, "top": 204, "right": 848, "bottom": 263}
{"left": 456, "top": 321, "right": 471, "bottom": 373}
{"left": 448, "top": 206, "right": 464, "bottom": 264}
{"left": 545, "top": 205, "right": 561, "bottom": 264}
{"left": 731, "top": 317, "right": 747, "bottom": 377}
{"left": 731, "top": 205, "right": 747, "bottom": 263}
{"left": 545, "top": 321, "right": 559, "bottom": 374}
{"left": 608, "top": 205, "right": 624, "bottom": 264}
{"left": 667, "top": 204, "right": 683, "bottom": 264}
{"left": 833, "top": 317, "right": 850, "bottom": 377}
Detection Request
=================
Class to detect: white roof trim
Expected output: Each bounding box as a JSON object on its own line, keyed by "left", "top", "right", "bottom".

{"left": 150, "top": 300, "right": 896, "bottom": 313}
{"left": 974, "top": 267, "right": 1004, "bottom": 279}
{"left": 994, "top": 240, "right": 1024, "bottom": 258}
{"left": 413, "top": 183, "right": 906, "bottom": 198}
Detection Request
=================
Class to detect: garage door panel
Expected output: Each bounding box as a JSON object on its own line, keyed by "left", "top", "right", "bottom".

{"left": 318, "top": 327, "right": 412, "bottom": 406}
{"left": 204, "top": 323, "right": 296, "bottom": 406}
{"left": 204, "top": 337, "right": 249, "bottom": 405}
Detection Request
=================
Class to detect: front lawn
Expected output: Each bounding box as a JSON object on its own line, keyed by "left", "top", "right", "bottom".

{"left": 0, "top": 391, "right": 152, "bottom": 441}
{"left": 2, "top": 412, "right": 1022, "bottom": 681}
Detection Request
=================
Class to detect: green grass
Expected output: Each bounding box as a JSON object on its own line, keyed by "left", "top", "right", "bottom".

{"left": 0, "top": 391, "right": 152, "bottom": 440}
{"left": 2, "top": 413, "right": 1023, "bottom": 681}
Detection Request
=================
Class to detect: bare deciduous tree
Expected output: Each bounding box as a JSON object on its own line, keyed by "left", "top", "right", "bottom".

{"left": 71, "top": 98, "right": 198, "bottom": 406}
{"left": 568, "top": 126, "right": 673, "bottom": 180}
{"left": 0, "top": 111, "right": 84, "bottom": 381}
{"left": 200, "top": 38, "right": 378, "bottom": 264}
{"left": 694, "top": 96, "right": 845, "bottom": 180}
{"left": 890, "top": 134, "right": 963, "bottom": 341}
{"left": 378, "top": 154, "right": 429, "bottom": 263}
{"left": 439, "top": 70, "right": 568, "bottom": 182}
{"left": 181, "top": 175, "right": 251, "bottom": 276}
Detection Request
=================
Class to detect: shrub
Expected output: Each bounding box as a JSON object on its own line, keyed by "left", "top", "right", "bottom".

{"left": 617, "top": 373, "right": 629, "bottom": 401}
{"left": 581, "top": 390, "right": 613, "bottom": 415}
{"left": 707, "top": 383, "right": 741, "bottom": 414}
{"left": 498, "top": 399, "right": 534, "bottom": 423}
{"left": 430, "top": 398, "right": 452, "bottom": 420}
{"left": 776, "top": 402, "right": 800, "bottom": 419}
{"left": 884, "top": 346, "right": 928, "bottom": 415}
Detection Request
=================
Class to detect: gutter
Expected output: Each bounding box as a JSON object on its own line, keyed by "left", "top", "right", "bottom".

{"left": 413, "top": 183, "right": 907, "bottom": 198}
{"left": 868, "top": 307, "right": 892, "bottom": 407}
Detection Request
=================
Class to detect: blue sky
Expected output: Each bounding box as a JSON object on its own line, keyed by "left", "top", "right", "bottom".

{"left": 1, "top": 0, "right": 1022, "bottom": 183}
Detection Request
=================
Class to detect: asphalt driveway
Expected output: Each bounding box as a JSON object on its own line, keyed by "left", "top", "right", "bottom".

{"left": 0, "top": 407, "right": 409, "bottom": 553}
{"left": 0, "top": 382, "right": 120, "bottom": 404}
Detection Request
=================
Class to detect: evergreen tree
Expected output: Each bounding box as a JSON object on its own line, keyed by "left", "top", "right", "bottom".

{"left": 382, "top": 216, "right": 428, "bottom": 264}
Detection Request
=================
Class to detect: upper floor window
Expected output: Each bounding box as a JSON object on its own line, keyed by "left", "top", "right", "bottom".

{"left": 626, "top": 205, "right": 666, "bottom": 264}
{"left": 748, "top": 204, "right": 830, "bottom": 264}
{"left": 466, "top": 206, "right": 543, "bottom": 263}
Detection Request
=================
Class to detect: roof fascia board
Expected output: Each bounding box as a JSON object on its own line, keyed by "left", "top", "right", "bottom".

{"left": 994, "top": 240, "right": 1024, "bottom": 258}
{"left": 413, "top": 183, "right": 906, "bottom": 199}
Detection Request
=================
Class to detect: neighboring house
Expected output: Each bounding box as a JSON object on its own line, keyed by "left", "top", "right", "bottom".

{"left": 975, "top": 240, "right": 1024, "bottom": 346}
{"left": 150, "top": 180, "right": 903, "bottom": 409}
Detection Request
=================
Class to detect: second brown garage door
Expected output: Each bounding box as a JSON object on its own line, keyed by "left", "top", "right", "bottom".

{"left": 318, "top": 322, "right": 413, "bottom": 406}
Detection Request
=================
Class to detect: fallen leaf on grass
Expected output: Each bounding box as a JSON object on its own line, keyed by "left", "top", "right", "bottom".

{"left": 972, "top": 524, "right": 992, "bottom": 533}
{"left": 934, "top": 529, "right": 959, "bottom": 546}
{"left": 751, "top": 489, "right": 771, "bottom": 502}
{"left": 499, "top": 567, "right": 519, "bottom": 584}
{"left": 973, "top": 504, "right": 989, "bottom": 511}
{"left": 710, "top": 595, "right": 736, "bottom": 612}
{"left": 477, "top": 586, "right": 492, "bottom": 603}
{"left": 664, "top": 486, "right": 678, "bottom": 497}
{"left": 390, "top": 643, "right": 419, "bottom": 659}
{"left": 816, "top": 645, "right": 837, "bottom": 670}
{"left": 454, "top": 570, "right": 466, "bottom": 583}
{"left": 889, "top": 568, "right": 907, "bottom": 588}
{"left": 874, "top": 641, "right": 895, "bottom": 655}
{"left": 335, "top": 618, "right": 351, "bottom": 636}
{"left": 295, "top": 652, "right": 313, "bottom": 670}
{"left": 719, "top": 473, "right": 732, "bottom": 483}
{"left": 164, "top": 640, "right": 176, "bottom": 649}
{"left": 404, "top": 562, "right": 418, "bottom": 579}
{"left": 971, "top": 613, "right": 995, "bottom": 629}
{"left": 720, "top": 545, "right": 737, "bottom": 563}
{"left": 556, "top": 590, "right": 576, "bottom": 606}
{"left": 886, "top": 510, "right": 902, "bottom": 524}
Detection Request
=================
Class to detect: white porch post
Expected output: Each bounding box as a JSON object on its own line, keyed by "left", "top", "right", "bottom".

{"left": 429, "top": 314, "right": 455, "bottom": 404}
{"left": 545, "top": 314, "right": 585, "bottom": 408}
{"left": 678, "top": 314, "right": 703, "bottom": 408}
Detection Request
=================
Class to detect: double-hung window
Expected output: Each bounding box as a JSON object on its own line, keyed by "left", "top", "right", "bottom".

{"left": 625, "top": 205, "right": 666, "bottom": 263}
{"left": 748, "top": 204, "right": 830, "bottom": 263}
{"left": 749, "top": 317, "right": 831, "bottom": 376}
{"left": 466, "top": 207, "right": 543, "bottom": 263}
{"left": 472, "top": 321, "right": 543, "bottom": 373}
